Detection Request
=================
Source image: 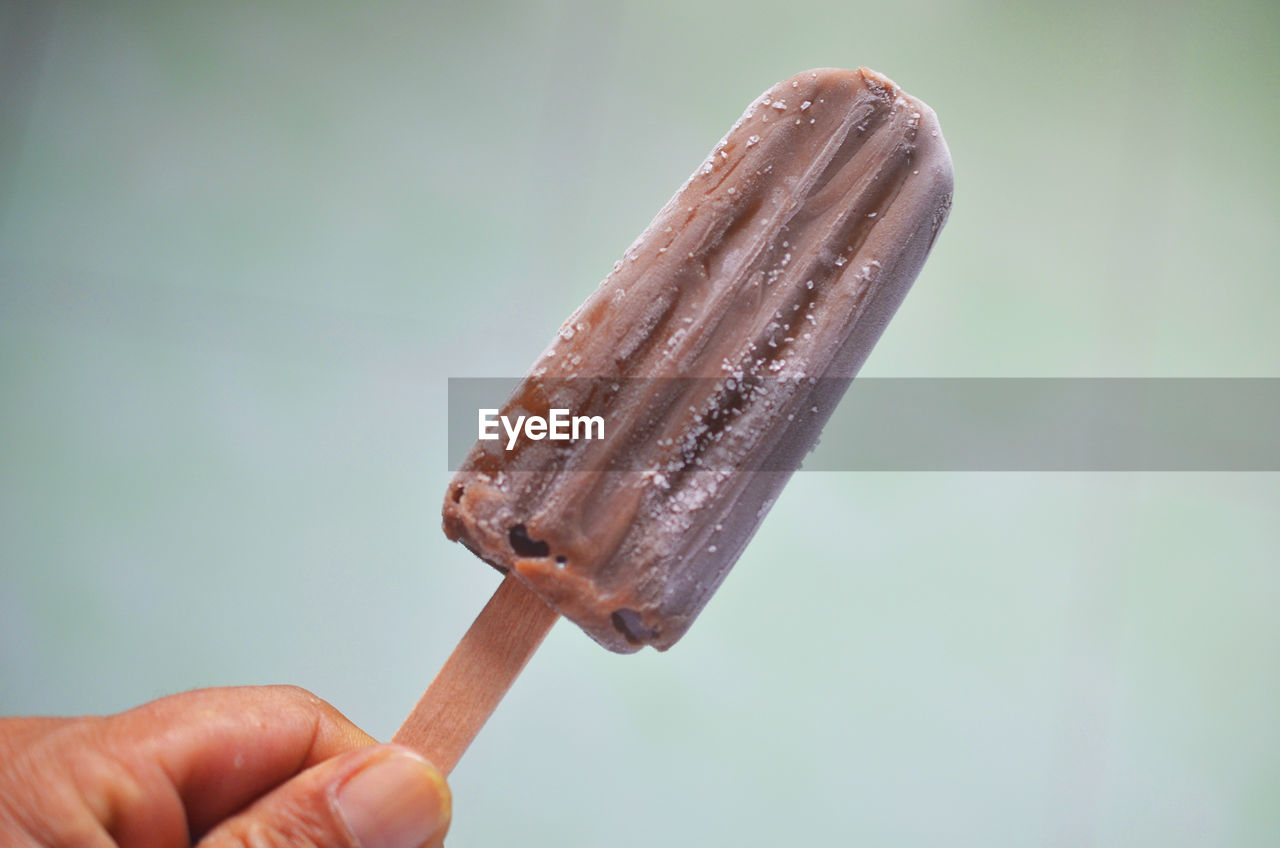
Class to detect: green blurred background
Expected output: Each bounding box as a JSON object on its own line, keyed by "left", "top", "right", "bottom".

{"left": 2, "top": 1, "right": 1277, "bottom": 845}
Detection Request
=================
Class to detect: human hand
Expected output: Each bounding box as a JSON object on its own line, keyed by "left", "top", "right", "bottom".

{"left": 0, "top": 685, "right": 450, "bottom": 847}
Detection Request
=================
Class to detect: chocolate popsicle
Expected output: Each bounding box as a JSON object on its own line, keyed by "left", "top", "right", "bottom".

{"left": 398, "top": 67, "right": 952, "bottom": 769}
{"left": 444, "top": 67, "right": 952, "bottom": 651}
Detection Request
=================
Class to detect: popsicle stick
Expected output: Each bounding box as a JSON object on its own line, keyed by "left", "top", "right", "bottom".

{"left": 393, "top": 572, "right": 558, "bottom": 774}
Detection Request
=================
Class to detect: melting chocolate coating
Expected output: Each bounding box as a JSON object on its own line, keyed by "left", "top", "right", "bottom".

{"left": 444, "top": 68, "right": 953, "bottom": 652}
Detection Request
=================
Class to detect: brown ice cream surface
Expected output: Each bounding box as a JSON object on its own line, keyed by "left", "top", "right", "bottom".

{"left": 444, "top": 67, "right": 953, "bottom": 652}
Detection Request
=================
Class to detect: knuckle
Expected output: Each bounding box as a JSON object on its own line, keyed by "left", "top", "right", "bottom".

{"left": 268, "top": 684, "right": 319, "bottom": 703}
{"left": 259, "top": 685, "right": 349, "bottom": 731}
{"left": 0, "top": 719, "right": 137, "bottom": 848}
{"left": 261, "top": 685, "right": 336, "bottom": 718}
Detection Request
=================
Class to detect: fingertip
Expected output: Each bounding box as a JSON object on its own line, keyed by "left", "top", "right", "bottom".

{"left": 333, "top": 747, "right": 451, "bottom": 848}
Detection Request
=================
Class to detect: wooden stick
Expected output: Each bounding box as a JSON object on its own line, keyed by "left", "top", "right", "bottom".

{"left": 393, "top": 573, "right": 559, "bottom": 774}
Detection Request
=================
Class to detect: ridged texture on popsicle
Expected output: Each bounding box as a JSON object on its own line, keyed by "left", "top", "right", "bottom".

{"left": 444, "top": 68, "right": 953, "bottom": 652}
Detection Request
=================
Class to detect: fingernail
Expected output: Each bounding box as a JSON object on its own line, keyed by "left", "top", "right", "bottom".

{"left": 335, "top": 750, "right": 451, "bottom": 848}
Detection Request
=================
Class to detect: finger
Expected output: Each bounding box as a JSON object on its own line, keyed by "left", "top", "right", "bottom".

{"left": 12, "top": 685, "right": 377, "bottom": 847}
{"left": 111, "top": 685, "right": 375, "bottom": 837}
{"left": 197, "top": 744, "right": 450, "bottom": 848}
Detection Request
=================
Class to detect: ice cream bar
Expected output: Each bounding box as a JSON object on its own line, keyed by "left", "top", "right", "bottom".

{"left": 443, "top": 67, "right": 953, "bottom": 652}
{"left": 396, "top": 67, "right": 952, "bottom": 773}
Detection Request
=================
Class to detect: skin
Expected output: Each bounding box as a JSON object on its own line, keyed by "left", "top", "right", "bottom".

{"left": 0, "top": 686, "right": 450, "bottom": 847}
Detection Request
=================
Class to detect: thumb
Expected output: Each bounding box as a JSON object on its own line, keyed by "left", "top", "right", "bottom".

{"left": 198, "top": 744, "right": 451, "bottom": 848}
